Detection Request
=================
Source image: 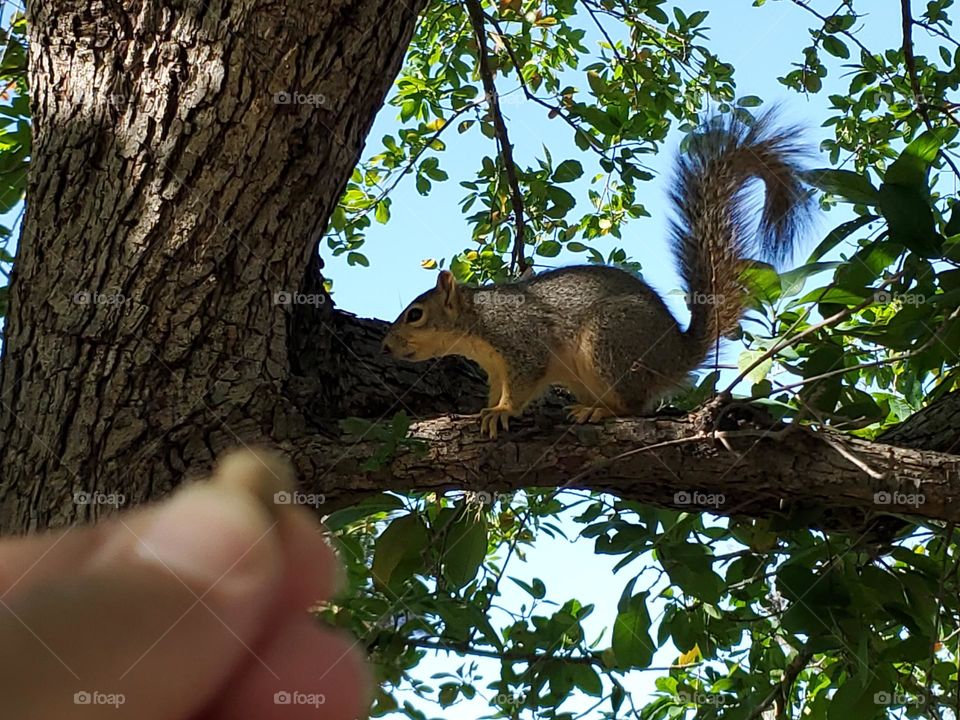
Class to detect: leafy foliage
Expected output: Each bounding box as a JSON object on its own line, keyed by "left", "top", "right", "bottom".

{"left": 324, "top": 0, "right": 735, "bottom": 279}
{"left": 316, "top": 1, "right": 960, "bottom": 718}
{"left": 0, "top": 6, "right": 27, "bottom": 316}
{"left": 7, "top": 0, "right": 960, "bottom": 718}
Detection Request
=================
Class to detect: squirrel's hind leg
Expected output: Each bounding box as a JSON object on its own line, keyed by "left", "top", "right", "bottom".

{"left": 566, "top": 404, "right": 615, "bottom": 424}
{"left": 578, "top": 296, "right": 686, "bottom": 416}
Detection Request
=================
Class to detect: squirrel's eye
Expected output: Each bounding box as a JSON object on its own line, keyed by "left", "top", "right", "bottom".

{"left": 406, "top": 308, "right": 424, "bottom": 323}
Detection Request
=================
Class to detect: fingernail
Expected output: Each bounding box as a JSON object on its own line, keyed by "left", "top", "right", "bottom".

{"left": 136, "top": 485, "right": 281, "bottom": 594}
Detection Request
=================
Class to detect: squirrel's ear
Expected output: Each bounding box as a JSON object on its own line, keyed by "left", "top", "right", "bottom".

{"left": 436, "top": 270, "right": 458, "bottom": 306}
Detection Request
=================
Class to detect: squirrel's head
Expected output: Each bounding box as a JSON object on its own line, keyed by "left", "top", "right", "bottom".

{"left": 382, "top": 270, "right": 469, "bottom": 361}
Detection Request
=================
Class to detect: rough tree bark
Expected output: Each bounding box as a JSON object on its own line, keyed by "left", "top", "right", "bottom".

{"left": 0, "top": 0, "right": 430, "bottom": 532}
{"left": 1, "top": 0, "right": 958, "bottom": 535}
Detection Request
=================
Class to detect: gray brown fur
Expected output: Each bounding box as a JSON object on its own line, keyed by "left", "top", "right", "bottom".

{"left": 382, "top": 111, "right": 813, "bottom": 435}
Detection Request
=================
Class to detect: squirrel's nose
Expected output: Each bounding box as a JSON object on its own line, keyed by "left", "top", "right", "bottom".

{"left": 381, "top": 338, "right": 392, "bottom": 355}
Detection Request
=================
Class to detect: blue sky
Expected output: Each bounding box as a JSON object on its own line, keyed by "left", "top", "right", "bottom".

{"left": 317, "top": 2, "right": 910, "bottom": 717}
{"left": 324, "top": 0, "right": 902, "bottom": 323}
{"left": 0, "top": 1, "right": 915, "bottom": 716}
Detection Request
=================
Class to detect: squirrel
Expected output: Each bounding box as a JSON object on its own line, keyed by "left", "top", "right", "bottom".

{"left": 382, "top": 112, "right": 813, "bottom": 438}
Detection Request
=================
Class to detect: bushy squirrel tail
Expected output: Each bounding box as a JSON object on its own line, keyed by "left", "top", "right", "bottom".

{"left": 669, "top": 109, "right": 813, "bottom": 366}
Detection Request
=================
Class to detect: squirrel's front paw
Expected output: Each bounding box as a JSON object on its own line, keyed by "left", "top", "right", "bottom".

{"left": 479, "top": 405, "right": 514, "bottom": 439}
{"left": 566, "top": 404, "right": 615, "bottom": 424}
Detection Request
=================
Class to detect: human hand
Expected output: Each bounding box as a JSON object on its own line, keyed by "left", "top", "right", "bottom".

{"left": 0, "top": 448, "right": 368, "bottom": 719}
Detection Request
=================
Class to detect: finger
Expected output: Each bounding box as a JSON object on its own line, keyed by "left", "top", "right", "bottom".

{"left": 0, "top": 480, "right": 283, "bottom": 719}
{"left": 203, "top": 613, "right": 371, "bottom": 720}
{"left": 210, "top": 446, "right": 343, "bottom": 612}
{"left": 0, "top": 451, "right": 340, "bottom": 611}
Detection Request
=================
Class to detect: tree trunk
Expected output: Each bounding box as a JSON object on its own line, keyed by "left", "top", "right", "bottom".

{"left": 0, "top": 0, "right": 428, "bottom": 532}
{"left": 2, "top": 0, "right": 959, "bottom": 536}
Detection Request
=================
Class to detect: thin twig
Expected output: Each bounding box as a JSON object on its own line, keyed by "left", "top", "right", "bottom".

{"left": 485, "top": 12, "right": 613, "bottom": 157}
{"left": 408, "top": 637, "right": 703, "bottom": 671}
{"left": 353, "top": 98, "right": 485, "bottom": 223}
{"left": 747, "top": 645, "right": 814, "bottom": 720}
{"left": 579, "top": 0, "right": 640, "bottom": 96}
{"left": 726, "top": 273, "right": 905, "bottom": 393}
{"left": 914, "top": 18, "right": 960, "bottom": 49}
{"left": 464, "top": 0, "right": 528, "bottom": 274}
{"left": 901, "top": 0, "right": 960, "bottom": 178}
{"left": 771, "top": 305, "right": 960, "bottom": 394}
{"left": 922, "top": 102, "right": 960, "bottom": 130}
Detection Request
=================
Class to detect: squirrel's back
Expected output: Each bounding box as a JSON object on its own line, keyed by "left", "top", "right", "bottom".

{"left": 382, "top": 110, "right": 813, "bottom": 437}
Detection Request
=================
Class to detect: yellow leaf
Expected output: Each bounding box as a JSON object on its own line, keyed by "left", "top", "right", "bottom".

{"left": 421, "top": 259, "right": 438, "bottom": 269}
{"left": 678, "top": 644, "right": 701, "bottom": 666}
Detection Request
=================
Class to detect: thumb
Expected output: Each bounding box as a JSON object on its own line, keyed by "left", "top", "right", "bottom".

{"left": 0, "top": 473, "right": 286, "bottom": 719}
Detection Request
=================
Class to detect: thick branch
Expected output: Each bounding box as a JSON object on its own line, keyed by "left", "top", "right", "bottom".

{"left": 282, "top": 388, "right": 960, "bottom": 528}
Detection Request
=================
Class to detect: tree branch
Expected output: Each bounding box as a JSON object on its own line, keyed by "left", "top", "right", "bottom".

{"left": 898, "top": 0, "right": 960, "bottom": 179}
{"left": 280, "top": 378, "right": 960, "bottom": 527}
{"left": 406, "top": 637, "right": 701, "bottom": 671}
{"left": 349, "top": 98, "right": 486, "bottom": 225}
{"left": 464, "top": 0, "right": 529, "bottom": 274}
{"left": 748, "top": 645, "right": 814, "bottom": 720}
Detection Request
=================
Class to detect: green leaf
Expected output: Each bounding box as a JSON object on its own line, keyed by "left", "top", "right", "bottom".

{"left": 878, "top": 183, "right": 941, "bottom": 257}
{"left": 803, "top": 168, "right": 879, "bottom": 205}
{"left": 371, "top": 513, "right": 429, "bottom": 589}
{"left": 553, "top": 159, "right": 584, "bottom": 183}
{"left": 612, "top": 592, "right": 655, "bottom": 669}
{"left": 569, "top": 664, "right": 603, "bottom": 696}
{"left": 438, "top": 685, "right": 458, "bottom": 707}
{"left": 741, "top": 263, "right": 782, "bottom": 305}
{"left": 509, "top": 576, "right": 547, "bottom": 599}
{"left": 645, "top": 6, "right": 669, "bottom": 24}
{"left": 884, "top": 129, "right": 947, "bottom": 190}
{"left": 738, "top": 349, "right": 773, "bottom": 383}
{"left": 537, "top": 240, "right": 562, "bottom": 257}
{"left": 324, "top": 494, "right": 406, "bottom": 532}
{"left": 945, "top": 203, "right": 960, "bottom": 237}
{"left": 779, "top": 261, "right": 842, "bottom": 297}
{"left": 822, "top": 35, "right": 850, "bottom": 58}
{"left": 806, "top": 214, "right": 877, "bottom": 262}
{"left": 442, "top": 513, "right": 488, "bottom": 589}
{"left": 659, "top": 542, "right": 725, "bottom": 603}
